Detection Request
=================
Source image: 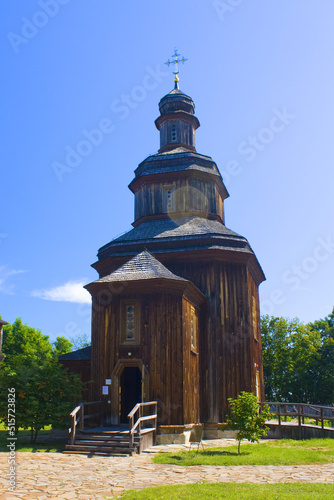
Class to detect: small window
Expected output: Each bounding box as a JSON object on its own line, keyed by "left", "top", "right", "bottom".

{"left": 190, "top": 305, "right": 198, "bottom": 352}
{"left": 121, "top": 300, "right": 140, "bottom": 345}
{"left": 252, "top": 296, "right": 258, "bottom": 340}
{"left": 171, "top": 123, "right": 177, "bottom": 142}
{"left": 126, "top": 305, "right": 135, "bottom": 341}
{"left": 163, "top": 184, "right": 175, "bottom": 212}
{"left": 255, "top": 370, "right": 261, "bottom": 400}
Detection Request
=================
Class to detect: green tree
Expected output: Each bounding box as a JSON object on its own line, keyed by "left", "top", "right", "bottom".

{"left": 226, "top": 392, "right": 271, "bottom": 454}
{"left": 52, "top": 336, "right": 73, "bottom": 358}
{"left": 0, "top": 318, "right": 81, "bottom": 443}
{"left": 261, "top": 311, "right": 334, "bottom": 405}
{"left": 308, "top": 308, "right": 334, "bottom": 405}
{"left": 2, "top": 317, "right": 52, "bottom": 363}
{"left": 70, "top": 333, "right": 90, "bottom": 350}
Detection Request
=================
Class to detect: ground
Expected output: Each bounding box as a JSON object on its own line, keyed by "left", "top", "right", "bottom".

{"left": 1, "top": 439, "right": 333, "bottom": 499}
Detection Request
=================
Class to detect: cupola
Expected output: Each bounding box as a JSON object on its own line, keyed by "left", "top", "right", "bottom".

{"left": 155, "top": 88, "right": 200, "bottom": 153}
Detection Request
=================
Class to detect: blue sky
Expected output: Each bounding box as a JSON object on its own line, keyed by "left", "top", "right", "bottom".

{"left": 1, "top": 0, "right": 333, "bottom": 343}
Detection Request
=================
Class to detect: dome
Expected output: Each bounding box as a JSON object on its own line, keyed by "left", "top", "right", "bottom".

{"left": 158, "top": 88, "right": 195, "bottom": 115}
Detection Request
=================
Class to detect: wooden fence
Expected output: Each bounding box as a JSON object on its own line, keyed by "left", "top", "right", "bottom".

{"left": 261, "top": 402, "right": 334, "bottom": 429}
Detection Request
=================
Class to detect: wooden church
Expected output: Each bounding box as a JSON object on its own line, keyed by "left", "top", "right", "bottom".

{"left": 61, "top": 60, "right": 265, "bottom": 440}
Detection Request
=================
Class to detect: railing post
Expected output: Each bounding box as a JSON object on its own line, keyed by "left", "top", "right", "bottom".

{"left": 139, "top": 404, "right": 142, "bottom": 434}
{"left": 298, "top": 404, "right": 301, "bottom": 426}
{"left": 129, "top": 414, "right": 133, "bottom": 448}
{"left": 278, "top": 404, "right": 281, "bottom": 426}
{"left": 80, "top": 404, "right": 84, "bottom": 432}
{"left": 321, "top": 407, "right": 324, "bottom": 429}
{"left": 70, "top": 414, "right": 76, "bottom": 445}
{"left": 154, "top": 402, "right": 157, "bottom": 444}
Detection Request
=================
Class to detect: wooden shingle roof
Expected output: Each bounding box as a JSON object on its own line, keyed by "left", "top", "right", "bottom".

{"left": 91, "top": 250, "right": 187, "bottom": 284}
{"left": 58, "top": 346, "right": 91, "bottom": 361}
{"left": 98, "top": 217, "right": 249, "bottom": 260}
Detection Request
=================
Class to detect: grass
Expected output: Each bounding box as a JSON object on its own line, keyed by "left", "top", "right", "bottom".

{"left": 117, "top": 483, "right": 334, "bottom": 499}
{"left": 0, "top": 422, "right": 67, "bottom": 452}
{"left": 152, "top": 438, "right": 334, "bottom": 466}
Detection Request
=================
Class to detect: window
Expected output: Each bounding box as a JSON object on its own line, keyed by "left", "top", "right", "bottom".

{"left": 255, "top": 370, "right": 261, "bottom": 400}
{"left": 252, "top": 296, "right": 258, "bottom": 340}
{"left": 163, "top": 184, "right": 175, "bottom": 212}
{"left": 190, "top": 305, "right": 198, "bottom": 352}
{"left": 171, "top": 123, "right": 177, "bottom": 142}
{"left": 120, "top": 300, "right": 140, "bottom": 345}
{"left": 125, "top": 305, "right": 135, "bottom": 341}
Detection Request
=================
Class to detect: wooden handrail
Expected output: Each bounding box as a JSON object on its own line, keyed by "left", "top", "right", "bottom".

{"left": 128, "top": 401, "right": 158, "bottom": 448}
{"left": 70, "top": 404, "right": 83, "bottom": 418}
{"left": 69, "top": 400, "right": 157, "bottom": 449}
{"left": 128, "top": 401, "right": 156, "bottom": 418}
{"left": 261, "top": 402, "right": 334, "bottom": 430}
{"left": 69, "top": 403, "right": 83, "bottom": 444}
{"left": 130, "top": 414, "right": 158, "bottom": 435}
{"left": 69, "top": 400, "right": 103, "bottom": 444}
{"left": 137, "top": 401, "right": 158, "bottom": 407}
{"left": 264, "top": 401, "right": 334, "bottom": 409}
{"left": 128, "top": 403, "right": 141, "bottom": 419}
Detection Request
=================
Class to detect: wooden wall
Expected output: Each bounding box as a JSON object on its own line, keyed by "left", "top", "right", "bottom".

{"left": 90, "top": 290, "right": 200, "bottom": 425}
{"left": 247, "top": 269, "right": 265, "bottom": 401}
{"left": 89, "top": 258, "right": 264, "bottom": 425}
{"left": 166, "top": 260, "right": 261, "bottom": 422}
{"left": 182, "top": 297, "right": 200, "bottom": 423}
{"left": 134, "top": 177, "right": 224, "bottom": 222}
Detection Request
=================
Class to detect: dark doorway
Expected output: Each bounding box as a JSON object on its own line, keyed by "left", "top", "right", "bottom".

{"left": 120, "top": 367, "right": 142, "bottom": 423}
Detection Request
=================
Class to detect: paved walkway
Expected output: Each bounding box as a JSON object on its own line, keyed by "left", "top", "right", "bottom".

{"left": 1, "top": 439, "right": 333, "bottom": 499}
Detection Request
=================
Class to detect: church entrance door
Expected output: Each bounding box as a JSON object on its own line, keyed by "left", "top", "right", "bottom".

{"left": 120, "top": 366, "right": 142, "bottom": 423}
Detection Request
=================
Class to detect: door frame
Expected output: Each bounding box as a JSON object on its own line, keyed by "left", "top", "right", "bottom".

{"left": 110, "top": 359, "right": 149, "bottom": 425}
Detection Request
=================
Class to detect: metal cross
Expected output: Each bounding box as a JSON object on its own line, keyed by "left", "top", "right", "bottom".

{"left": 165, "top": 49, "right": 188, "bottom": 89}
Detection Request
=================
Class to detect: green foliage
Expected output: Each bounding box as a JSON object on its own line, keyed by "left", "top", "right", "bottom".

{"left": 52, "top": 336, "right": 73, "bottom": 358}
{"left": 2, "top": 317, "right": 53, "bottom": 363}
{"left": 0, "top": 318, "right": 81, "bottom": 443}
{"left": 70, "top": 333, "right": 90, "bottom": 350}
{"left": 225, "top": 392, "right": 271, "bottom": 453}
{"left": 118, "top": 483, "right": 334, "bottom": 500}
{"left": 261, "top": 308, "right": 334, "bottom": 405}
{"left": 152, "top": 438, "right": 334, "bottom": 466}
{"left": 308, "top": 309, "right": 334, "bottom": 405}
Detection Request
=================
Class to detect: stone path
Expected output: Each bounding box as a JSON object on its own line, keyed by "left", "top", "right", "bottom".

{"left": 1, "top": 439, "right": 333, "bottom": 499}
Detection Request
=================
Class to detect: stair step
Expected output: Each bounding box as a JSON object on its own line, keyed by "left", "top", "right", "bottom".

{"left": 79, "top": 431, "right": 129, "bottom": 436}
{"left": 65, "top": 444, "right": 137, "bottom": 455}
{"left": 74, "top": 440, "right": 131, "bottom": 447}
{"left": 75, "top": 435, "right": 139, "bottom": 444}
{"left": 62, "top": 450, "right": 133, "bottom": 457}
{"left": 75, "top": 434, "right": 129, "bottom": 441}
{"left": 76, "top": 435, "right": 130, "bottom": 440}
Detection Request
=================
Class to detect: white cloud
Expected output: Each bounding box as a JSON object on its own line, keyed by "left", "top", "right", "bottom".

{"left": 0, "top": 266, "right": 27, "bottom": 295}
{"left": 31, "top": 280, "right": 91, "bottom": 304}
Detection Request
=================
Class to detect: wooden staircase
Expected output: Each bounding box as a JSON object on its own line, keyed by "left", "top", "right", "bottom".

{"left": 65, "top": 428, "right": 139, "bottom": 456}
{"left": 65, "top": 401, "right": 157, "bottom": 456}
